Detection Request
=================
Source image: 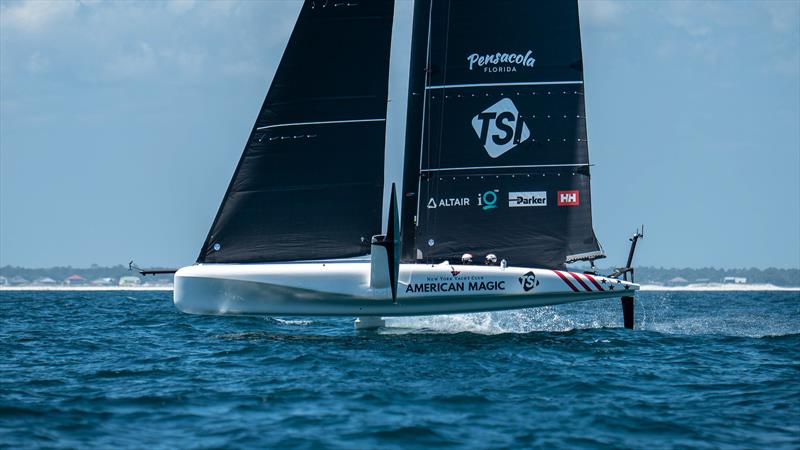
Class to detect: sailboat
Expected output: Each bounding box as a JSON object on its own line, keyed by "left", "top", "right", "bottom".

{"left": 171, "top": 0, "right": 643, "bottom": 329}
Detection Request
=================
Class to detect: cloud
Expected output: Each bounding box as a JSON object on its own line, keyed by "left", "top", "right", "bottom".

{"left": 763, "top": 1, "right": 800, "bottom": 33}
{"left": 580, "top": 0, "right": 628, "bottom": 26}
{"left": 222, "top": 60, "right": 265, "bottom": 77}
{"left": 102, "top": 42, "right": 157, "bottom": 79}
{"left": 24, "top": 51, "right": 48, "bottom": 73}
{"left": 0, "top": 0, "right": 79, "bottom": 32}
{"left": 657, "top": 2, "right": 714, "bottom": 37}
{"left": 165, "top": 0, "right": 196, "bottom": 15}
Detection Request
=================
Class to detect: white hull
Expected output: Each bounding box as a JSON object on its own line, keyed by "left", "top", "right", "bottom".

{"left": 174, "top": 261, "right": 638, "bottom": 316}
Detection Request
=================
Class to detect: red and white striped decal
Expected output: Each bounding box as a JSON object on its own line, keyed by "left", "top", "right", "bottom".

{"left": 552, "top": 270, "right": 579, "bottom": 292}
{"left": 584, "top": 273, "right": 605, "bottom": 291}
{"left": 567, "top": 271, "right": 592, "bottom": 292}
{"left": 553, "top": 271, "right": 606, "bottom": 292}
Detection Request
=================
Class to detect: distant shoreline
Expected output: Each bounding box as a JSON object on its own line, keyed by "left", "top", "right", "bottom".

{"left": 0, "top": 286, "right": 172, "bottom": 292}
{"left": 640, "top": 283, "right": 800, "bottom": 292}
{"left": 2, "top": 284, "right": 798, "bottom": 292}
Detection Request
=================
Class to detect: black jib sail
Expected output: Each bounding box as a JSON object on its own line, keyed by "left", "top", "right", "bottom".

{"left": 198, "top": 1, "right": 395, "bottom": 264}
{"left": 401, "top": 0, "right": 602, "bottom": 269}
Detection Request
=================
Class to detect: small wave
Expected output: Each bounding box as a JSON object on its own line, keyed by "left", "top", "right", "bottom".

{"left": 92, "top": 368, "right": 172, "bottom": 379}
{"left": 217, "top": 331, "right": 271, "bottom": 340}
{"left": 268, "top": 317, "right": 313, "bottom": 326}
{"left": 370, "top": 426, "right": 447, "bottom": 440}
{"left": 385, "top": 309, "right": 588, "bottom": 335}
{"left": 428, "top": 394, "right": 492, "bottom": 405}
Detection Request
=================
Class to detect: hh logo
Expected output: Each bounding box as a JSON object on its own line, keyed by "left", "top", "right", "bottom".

{"left": 471, "top": 98, "right": 531, "bottom": 158}
{"left": 557, "top": 190, "right": 580, "bottom": 206}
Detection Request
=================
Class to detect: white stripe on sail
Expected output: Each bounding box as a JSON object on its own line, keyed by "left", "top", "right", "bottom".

{"left": 425, "top": 80, "right": 583, "bottom": 90}
{"left": 420, "top": 163, "right": 590, "bottom": 173}
{"left": 256, "top": 118, "right": 385, "bottom": 131}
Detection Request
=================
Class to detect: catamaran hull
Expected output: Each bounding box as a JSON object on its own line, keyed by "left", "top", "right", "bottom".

{"left": 174, "top": 262, "right": 637, "bottom": 316}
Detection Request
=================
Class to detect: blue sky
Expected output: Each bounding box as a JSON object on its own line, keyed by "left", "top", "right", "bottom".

{"left": 1, "top": 0, "right": 798, "bottom": 269}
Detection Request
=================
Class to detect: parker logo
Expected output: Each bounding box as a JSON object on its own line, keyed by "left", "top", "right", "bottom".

{"left": 467, "top": 50, "right": 536, "bottom": 73}
{"left": 518, "top": 271, "right": 539, "bottom": 292}
{"left": 509, "top": 191, "right": 546, "bottom": 207}
{"left": 557, "top": 190, "right": 580, "bottom": 206}
{"left": 427, "top": 197, "right": 470, "bottom": 209}
{"left": 472, "top": 98, "right": 531, "bottom": 158}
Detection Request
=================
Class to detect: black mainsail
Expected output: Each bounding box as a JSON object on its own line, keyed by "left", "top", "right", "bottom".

{"left": 401, "top": 0, "right": 602, "bottom": 269}
{"left": 199, "top": 1, "right": 395, "bottom": 264}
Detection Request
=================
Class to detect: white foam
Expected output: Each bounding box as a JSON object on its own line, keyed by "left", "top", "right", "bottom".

{"left": 272, "top": 318, "right": 313, "bottom": 326}
{"left": 384, "top": 308, "right": 602, "bottom": 335}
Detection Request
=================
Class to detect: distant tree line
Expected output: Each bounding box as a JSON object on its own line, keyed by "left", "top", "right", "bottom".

{"left": 2, "top": 264, "right": 798, "bottom": 286}
{"left": 0, "top": 264, "right": 173, "bottom": 283}
{"left": 594, "top": 266, "right": 800, "bottom": 286}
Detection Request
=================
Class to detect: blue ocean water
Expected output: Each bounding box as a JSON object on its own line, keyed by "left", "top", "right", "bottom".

{"left": 1, "top": 290, "right": 798, "bottom": 449}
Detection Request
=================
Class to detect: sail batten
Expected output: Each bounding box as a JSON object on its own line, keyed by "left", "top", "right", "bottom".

{"left": 255, "top": 118, "right": 386, "bottom": 131}
{"left": 427, "top": 81, "right": 584, "bottom": 90}
{"left": 420, "top": 163, "right": 590, "bottom": 173}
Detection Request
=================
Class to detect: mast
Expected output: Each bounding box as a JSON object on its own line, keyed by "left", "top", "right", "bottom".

{"left": 198, "top": 1, "right": 395, "bottom": 264}
{"left": 400, "top": 0, "right": 433, "bottom": 262}
{"left": 400, "top": 0, "right": 602, "bottom": 269}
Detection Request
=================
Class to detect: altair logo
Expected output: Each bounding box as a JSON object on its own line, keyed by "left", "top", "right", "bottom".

{"left": 467, "top": 50, "right": 536, "bottom": 73}
{"left": 472, "top": 98, "right": 531, "bottom": 158}
{"left": 427, "top": 197, "right": 471, "bottom": 209}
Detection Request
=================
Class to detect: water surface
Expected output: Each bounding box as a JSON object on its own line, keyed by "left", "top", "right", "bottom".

{"left": 1, "top": 291, "right": 798, "bottom": 449}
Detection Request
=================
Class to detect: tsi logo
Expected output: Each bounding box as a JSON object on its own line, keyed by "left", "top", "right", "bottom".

{"left": 472, "top": 98, "right": 531, "bottom": 158}
{"left": 518, "top": 271, "right": 539, "bottom": 292}
{"left": 509, "top": 191, "right": 546, "bottom": 207}
{"left": 557, "top": 190, "right": 580, "bottom": 206}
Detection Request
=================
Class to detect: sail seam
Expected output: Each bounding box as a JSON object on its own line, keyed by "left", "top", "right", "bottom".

{"left": 426, "top": 81, "right": 583, "bottom": 90}
{"left": 256, "top": 118, "right": 386, "bottom": 130}
{"left": 420, "top": 163, "right": 590, "bottom": 173}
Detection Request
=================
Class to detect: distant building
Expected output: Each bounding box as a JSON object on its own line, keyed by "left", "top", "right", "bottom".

{"left": 695, "top": 278, "right": 711, "bottom": 284}
{"left": 64, "top": 275, "right": 87, "bottom": 286}
{"left": 34, "top": 277, "right": 57, "bottom": 285}
{"left": 9, "top": 276, "right": 29, "bottom": 285}
{"left": 723, "top": 277, "right": 747, "bottom": 284}
{"left": 91, "top": 277, "right": 115, "bottom": 286}
{"left": 118, "top": 276, "right": 141, "bottom": 287}
{"left": 666, "top": 277, "right": 689, "bottom": 286}
{"left": 0, "top": 276, "right": 7, "bottom": 286}
{"left": 145, "top": 278, "right": 174, "bottom": 287}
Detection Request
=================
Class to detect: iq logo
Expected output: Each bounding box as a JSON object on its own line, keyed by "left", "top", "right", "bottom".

{"left": 557, "top": 190, "right": 580, "bottom": 206}
{"left": 477, "top": 190, "right": 499, "bottom": 210}
{"left": 471, "top": 98, "right": 531, "bottom": 158}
